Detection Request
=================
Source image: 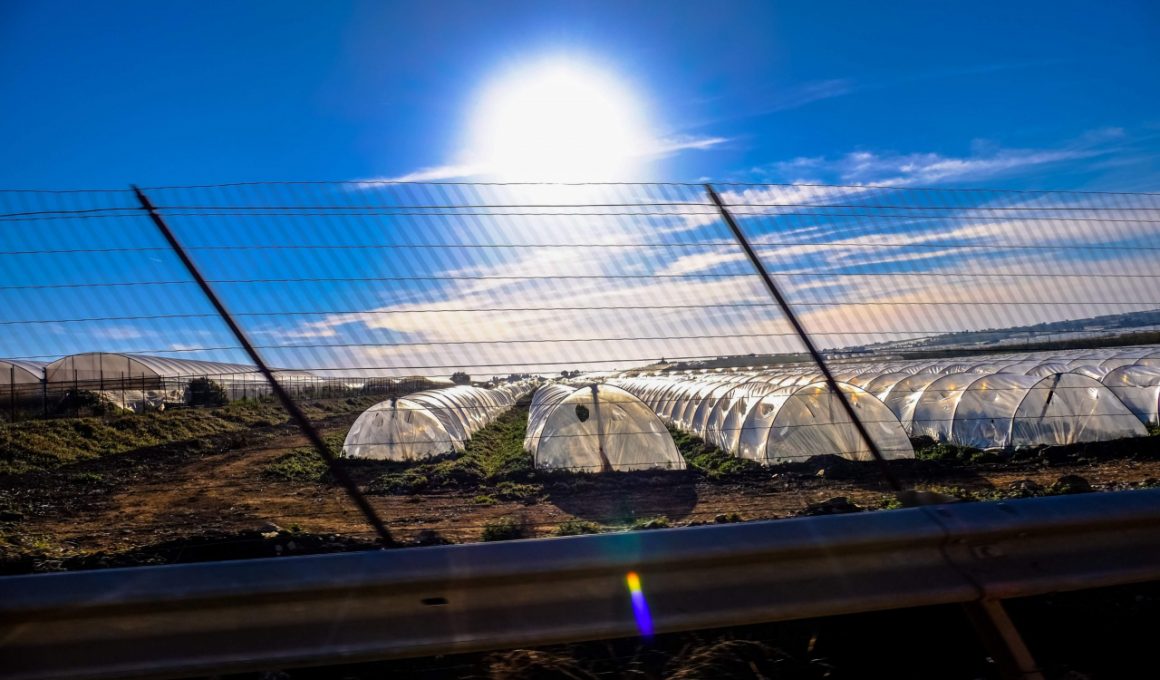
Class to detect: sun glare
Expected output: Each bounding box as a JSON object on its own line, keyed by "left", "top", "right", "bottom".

{"left": 468, "top": 59, "right": 651, "bottom": 181}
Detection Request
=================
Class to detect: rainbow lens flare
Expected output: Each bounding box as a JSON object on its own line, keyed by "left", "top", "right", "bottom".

{"left": 625, "top": 571, "right": 654, "bottom": 639}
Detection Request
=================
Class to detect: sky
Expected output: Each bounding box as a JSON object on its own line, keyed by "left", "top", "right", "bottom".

{"left": 1, "top": 1, "right": 1159, "bottom": 377}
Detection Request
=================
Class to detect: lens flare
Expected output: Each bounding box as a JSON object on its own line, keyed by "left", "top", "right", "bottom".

{"left": 625, "top": 571, "right": 654, "bottom": 639}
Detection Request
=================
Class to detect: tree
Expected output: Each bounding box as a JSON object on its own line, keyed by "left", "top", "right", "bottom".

{"left": 187, "top": 377, "right": 228, "bottom": 407}
{"left": 450, "top": 371, "right": 471, "bottom": 385}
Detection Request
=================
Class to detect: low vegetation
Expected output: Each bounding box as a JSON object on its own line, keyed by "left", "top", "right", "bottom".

{"left": 555, "top": 518, "right": 602, "bottom": 536}
{"left": 366, "top": 398, "right": 537, "bottom": 495}
{"left": 668, "top": 426, "right": 762, "bottom": 479}
{"left": 1, "top": 395, "right": 386, "bottom": 477}
{"left": 630, "top": 515, "right": 670, "bottom": 530}
{"left": 481, "top": 515, "right": 529, "bottom": 542}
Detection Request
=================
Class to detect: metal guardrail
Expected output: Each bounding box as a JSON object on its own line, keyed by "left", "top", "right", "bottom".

{"left": 2, "top": 489, "right": 1159, "bottom": 680}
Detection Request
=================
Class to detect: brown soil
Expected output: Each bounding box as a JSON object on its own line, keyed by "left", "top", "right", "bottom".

{"left": 2, "top": 400, "right": 1159, "bottom": 572}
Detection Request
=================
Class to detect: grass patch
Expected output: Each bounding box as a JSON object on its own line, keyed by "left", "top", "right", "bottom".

{"left": 669, "top": 426, "right": 762, "bottom": 480}
{"left": 0, "top": 395, "right": 386, "bottom": 476}
{"left": 264, "top": 447, "right": 330, "bottom": 483}
{"left": 365, "top": 397, "right": 536, "bottom": 495}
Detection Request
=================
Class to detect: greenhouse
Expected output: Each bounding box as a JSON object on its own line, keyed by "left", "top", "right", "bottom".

{"left": 44, "top": 352, "right": 271, "bottom": 386}
{"left": 0, "top": 359, "right": 45, "bottom": 385}
{"left": 909, "top": 373, "right": 1147, "bottom": 449}
{"left": 1100, "top": 365, "right": 1160, "bottom": 425}
{"left": 37, "top": 351, "right": 326, "bottom": 410}
{"left": 524, "top": 383, "right": 684, "bottom": 472}
{"left": 734, "top": 382, "right": 914, "bottom": 464}
{"left": 343, "top": 384, "right": 529, "bottom": 461}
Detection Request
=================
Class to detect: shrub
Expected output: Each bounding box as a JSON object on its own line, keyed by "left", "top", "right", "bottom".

{"left": 494, "top": 481, "right": 542, "bottom": 502}
{"left": 450, "top": 371, "right": 471, "bottom": 385}
{"left": 630, "top": 516, "right": 670, "bottom": 530}
{"left": 555, "top": 518, "right": 602, "bottom": 536}
{"left": 57, "top": 390, "right": 113, "bottom": 417}
{"left": 187, "top": 377, "right": 228, "bottom": 407}
{"left": 481, "top": 516, "right": 528, "bottom": 542}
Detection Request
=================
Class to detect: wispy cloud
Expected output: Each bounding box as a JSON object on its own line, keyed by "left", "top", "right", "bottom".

{"left": 761, "top": 128, "right": 1126, "bottom": 187}
{"left": 359, "top": 133, "right": 728, "bottom": 186}
{"left": 760, "top": 78, "right": 855, "bottom": 113}
{"left": 357, "top": 162, "right": 488, "bottom": 184}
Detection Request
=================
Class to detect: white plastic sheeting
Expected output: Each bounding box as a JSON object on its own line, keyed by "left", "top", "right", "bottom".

{"left": 901, "top": 373, "right": 1146, "bottom": 449}
{"left": 1100, "top": 366, "right": 1160, "bottom": 425}
{"left": 343, "top": 384, "right": 531, "bottom": 461}
{"left": 0, "top": 359, "right": 45, "bottom": 384}
{"left": 524, "top": 383, "right": 684, "bottom": 472}
{"left": 614, "top": 376, "right": 913, "bottom": 464}
{"left": 733, "top": 382, "right": 914, "bottom": 463}
{"left": 609, "top": 344, "right": 1157, "bottom": 458}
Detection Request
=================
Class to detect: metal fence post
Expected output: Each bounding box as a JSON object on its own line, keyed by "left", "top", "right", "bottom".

{"left": 133, "top": 185, "right": 396, "bottom": 547}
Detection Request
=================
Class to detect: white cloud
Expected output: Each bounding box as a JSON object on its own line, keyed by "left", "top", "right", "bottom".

{"left": 355, "top": 162, "right": 488, "bottom": 184}
{"left": 357, "top": 134, "right": 727, "bottom": 187}
{"left": 762, "top": 128, "right": 1126, "bottom": 188}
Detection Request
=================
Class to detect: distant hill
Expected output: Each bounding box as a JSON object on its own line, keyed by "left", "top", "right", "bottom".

{"left": 847, "top": 308, "right": 1160, "bottom": 354}
{"left": 618, "top": 308, "right": 1160, "bottom": 374}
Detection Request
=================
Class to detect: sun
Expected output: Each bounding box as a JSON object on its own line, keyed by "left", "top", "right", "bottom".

{"left": 468, "top": 58, "right": 651, "bottom": 181}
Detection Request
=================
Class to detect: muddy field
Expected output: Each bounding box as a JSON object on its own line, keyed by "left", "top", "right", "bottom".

{"left": 1, "top": 394, "right": 1158, "bottom": 574}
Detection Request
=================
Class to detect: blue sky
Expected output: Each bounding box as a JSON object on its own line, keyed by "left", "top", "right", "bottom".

{"left": 1, "top": 1, "right": 1159, "bottom": 375}
{"left": 2, "top": 0, "right": 1158, "bottom": 189}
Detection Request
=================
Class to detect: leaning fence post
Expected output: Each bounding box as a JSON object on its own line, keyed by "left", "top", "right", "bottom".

{"left": 132, "top": 185, "right": 396, "bottom": 547}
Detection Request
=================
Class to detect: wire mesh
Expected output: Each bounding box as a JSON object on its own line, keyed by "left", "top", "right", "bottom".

{"left": 1, "top": 182, "right": 1158, "bottom": 572}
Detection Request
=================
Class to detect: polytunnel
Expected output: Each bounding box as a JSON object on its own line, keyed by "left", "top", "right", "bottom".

{"left": 706, "top": 380, "right": 783, "bottom": 453}
{"left": 882, "top": 372, "right": 947, "bottom": 432}
{"left": 735, "top": 382, "right": 914, "bottom": 464}
{"left": 909, "top": 373, "right": 986, "bottom": 443}
{"left": 343, "top": 385, "right": 526, "bottom": 461}
{"left": 1100, "top": 365, "right": 1160, "bottom": 425}
{"left": 525, "top": 383, "right": 684, "bottom": 472}
{"left": 0, "top": 359, "right": 45, "bottom": 385}
{"left": 45, "top": 352, "right": 274, "bottom": 385}
{"left": 911, "top": 373, "right": 1146, "bottom": 449}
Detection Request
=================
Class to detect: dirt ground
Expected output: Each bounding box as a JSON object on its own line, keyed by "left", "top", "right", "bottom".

{"left": 2, "top": 397, "right": 1159, "bottom": 573}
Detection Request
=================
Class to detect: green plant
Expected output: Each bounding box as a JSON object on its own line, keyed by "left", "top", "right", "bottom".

{"left": 913, "top": 441, "right": 993, "bottom": 464}
{"left": 473, "top": 494, "right": 498, "bottom": 506}
{"left": 368, "top": 471, "right": 429, "bottom": 495}
{"left": 555, "top": 518, "right": 602, "bottom": 536}
{"left": 481, "top": 516, "right": 528, "bottom": 542}
{"left": 264, "top": 448, "right": 330, "bottom": 482}
{"left": 630, "top": 516, "right": 670, "bottom": 530}
{"left": 187, "top": 377, "right": 228, "bottom": 407}
{"left": 670, "top": 426, "right": 761, "bottom": 479}
{"left": 494, "top": 481, "right": 542, "bottom": 502}
{"left": 57, "top": 390, "right": 113, "bottom": 416}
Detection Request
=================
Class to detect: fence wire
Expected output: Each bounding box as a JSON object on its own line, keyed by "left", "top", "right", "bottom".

{"left": 1, "top": 181, "right": 1159, "bottom": 569}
